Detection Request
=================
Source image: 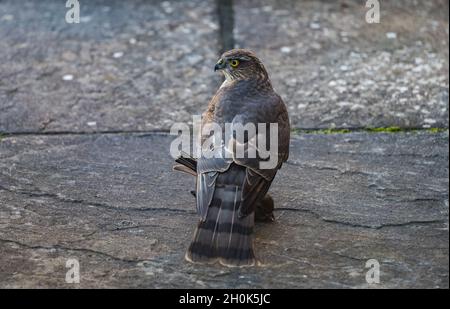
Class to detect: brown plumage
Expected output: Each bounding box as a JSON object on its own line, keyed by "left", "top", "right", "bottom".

{"left": 174, "top": 49, "right": 290, "bottom": 267}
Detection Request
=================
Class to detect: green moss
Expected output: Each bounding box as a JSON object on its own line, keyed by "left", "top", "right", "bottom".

{"left": 320, "top": 128, "right": 352, "bottom": 134}
{"left": 291, "top": 128, "right": 352, "bottom": 134}
{"left": 365, "top": 127, "right": 448, "bottom": 134}
{"left": 426, "top": 127, "right": 447, "bottom": 133}
{"left": 366, "top": 126, "right": 402, "bottom": 133}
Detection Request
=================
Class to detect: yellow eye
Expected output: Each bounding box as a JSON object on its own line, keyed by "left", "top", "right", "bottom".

{"left": 230, "top": 59, "right": 240, "bottom": 67}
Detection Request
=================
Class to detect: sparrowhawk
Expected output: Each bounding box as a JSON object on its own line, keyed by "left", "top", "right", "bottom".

{"left": 174, "top": 49, "right": 290, "bottom": 267}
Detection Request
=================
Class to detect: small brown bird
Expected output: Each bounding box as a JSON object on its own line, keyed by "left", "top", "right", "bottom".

{"left": 174, "top": 49, "right": 290, "bottom": 267}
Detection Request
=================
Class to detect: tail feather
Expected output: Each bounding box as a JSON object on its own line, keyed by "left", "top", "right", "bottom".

{"left": 175, "top": 156, "right": 197, "bottom": 175}
{"left": 185, "top": 186, "right": 256, "bottom": 267}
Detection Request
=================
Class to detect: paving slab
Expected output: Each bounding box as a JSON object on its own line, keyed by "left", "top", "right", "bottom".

{"left": 0, "top": 131, "right": 448, "bottom": 288}
{"left": 1, "top": 1, "right": 448, "bottom": 134}
{"left": 0, "top": 0, "right": 220, "bottom": 133}
{"left": 234, "top": 0, "right": 449, "bottom": 129}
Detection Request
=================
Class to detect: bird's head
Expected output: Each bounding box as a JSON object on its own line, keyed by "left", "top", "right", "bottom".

{"left": 214, "top": 49, "right": 268, "bottom": 82}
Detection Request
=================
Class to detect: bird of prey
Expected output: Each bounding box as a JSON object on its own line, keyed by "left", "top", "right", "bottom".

{"left": 174, "top": 49, "right": 290, "bottom": 267}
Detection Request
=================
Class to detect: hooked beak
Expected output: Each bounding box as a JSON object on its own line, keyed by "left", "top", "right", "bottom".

{"left": 214, "top": 59, "right": 225, "bottom": 71}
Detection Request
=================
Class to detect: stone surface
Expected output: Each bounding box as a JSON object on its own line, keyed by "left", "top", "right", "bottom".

{"left": 234, "top": 0, "right": 449, "bottom": 129}
{"left": 0, "top": 0, "right": 448, "bottom": 134}
{"left": 0, "top": 132, "right": 448, "bottom": 288}
{"left": 0, "top": 0, "right": 220, "bottom": 133}
{"left": 0, "top": 0, "right": 448, "bottom": 290}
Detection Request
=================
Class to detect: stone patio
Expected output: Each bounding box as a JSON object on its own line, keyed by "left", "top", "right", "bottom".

{"left": 0, "top": 0, "right": 448, "bottom": 288}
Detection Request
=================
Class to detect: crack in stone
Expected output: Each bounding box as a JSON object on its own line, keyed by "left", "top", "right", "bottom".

{"left": 107, "top": 224, "right": 175, "bottom": 232}
{"left": 284, "top": 161, "right": 373, "bottom": 176}
{"left": 0, "top": 129, "right": 447, "bottom": 137}
{"left": 0, "top": 129, "right": 170, "bottom": 137}
{"left": 216, "top": 0, "right": 235, "bottom": 53}
{"left": 331, "top": 251, "right": 369, "bottom": 262}
{"left": 0, "top": 238, "right": 146, "bottom": 264}
{"left": 333, "top": 150, "right": 446, "bottom": 159}
{"left": 275, "top": 207, "right": 446, "bottom": 229}
{"left": 0, "top": 184, "right": 194, "bottom": 215}
{"left": 375, "top": 197, "right": 445, "bottom": 203}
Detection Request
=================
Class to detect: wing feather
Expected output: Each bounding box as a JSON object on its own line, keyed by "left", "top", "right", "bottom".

{"left": 196, "top": 171, "right": 219, "bottom": 221}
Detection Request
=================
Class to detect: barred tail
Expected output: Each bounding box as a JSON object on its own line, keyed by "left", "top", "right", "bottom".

{"left": 185, "top": 186, "right": 256, "bottom": 267}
